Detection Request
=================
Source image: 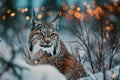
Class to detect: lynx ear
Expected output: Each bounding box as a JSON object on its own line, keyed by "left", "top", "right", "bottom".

{"left": 31, "top": 10, "right": 41, "bottom": 31}
{"left": 51, "top": 12, "right": 61, "bottom": 31}
{"left": 51, "top": 18, "right": 59, "bottom": 31}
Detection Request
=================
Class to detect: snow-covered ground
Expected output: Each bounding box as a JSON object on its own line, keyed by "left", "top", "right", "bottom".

{"left": 79, "top": 65, "right": 120, "bottom": 80}
{"left": 15, "top": 57, "right": 67, "bottom": 80}
{"left": 1, "top": 57, "right": 67, "bottom": 80}
{"left": 0, "top": 39, "right": 67, "bottom": 80}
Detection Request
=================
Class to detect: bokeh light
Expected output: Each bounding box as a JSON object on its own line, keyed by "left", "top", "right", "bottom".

{"left": 25, "top": 16, "right": 30, "bottom": 20}
{"left": 2, "top": 15, "right": 6, "bottom": 20}
{"left": 10, "top": 12, "right": 15, "bottom": 17}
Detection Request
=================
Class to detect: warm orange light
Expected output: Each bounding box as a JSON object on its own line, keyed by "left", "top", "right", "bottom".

{"left": 105, "top": 25, "right": 113, "bottom": 38}
{"left": 24, "top": 8, "right": 28, "bottom": 12}
{"left": 7, "top": 9, "right": 11, "bottom": 14}
{"left": 74, "top": 11, "right": 81, "bottom": 19}
{"left": 38, "top": 14, "right": 43, "bottom": 19}
{"left": 58, "top": 11, "right": 62, "bottom": 16}
{"left": 105, "top": 3, "right": 114, "bottom": 12}
{"left": 21, "top": 9, "right": 25, "bottom": 13}
{"left": 111, "top": 73, "right": 117, "bottom": 79}
{"left": 76, "top": 7, "right": 80, "bottom": 11}
{"left": 106, "top": 32, "right": 109, "bottom": 38}
{"left": 21, "top": 8, "right": 28, "bottom": 13}
{"left": 105, "top": 26, "right": 113, "bottom": 31}
{"left": 61, "top": 1, "right": 67, "bottom": 11}
{"left": 2, "top": 15, "right": 6, "bottom": 20}
{"left": 108, "top": 6, "right": 114, "bottom": 12}
{"left": 62, "top": 5, "right": 68, "bottom": 11}
{"left": 10, "top": 12, "right": 15, "bottom": 17}
{"left": 87, "top": 8, "right": 93, "bottom": 16}
{"left": 105, "top": 26, "right": 111, "bottom": 31}
{"left": 47, "top": 11, "right": 52, "bottom": 16}
{"left": 25, "top": 16, "right": 30, "bottom": 20}
{"left": 93, "top": 6, "right": 104, "bottom": 19}
{"left": 68, "top": 9, "right": 74, "bottom": 15}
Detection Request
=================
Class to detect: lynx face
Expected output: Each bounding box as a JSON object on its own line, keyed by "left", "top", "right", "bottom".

{"left": 28, "top": 15, "right": 60, "bottom": 56}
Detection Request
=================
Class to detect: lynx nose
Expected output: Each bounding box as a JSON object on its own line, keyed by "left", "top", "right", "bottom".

{"left": 45, "top": 38, "right": 51, "bottom": 44}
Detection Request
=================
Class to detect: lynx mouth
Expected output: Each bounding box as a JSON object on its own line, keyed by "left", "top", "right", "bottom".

{"left": 40, "top": 45, "right": 52, "bottom": 47}
{"left": 30, "top": 43, "right": 57, "bottom": 57}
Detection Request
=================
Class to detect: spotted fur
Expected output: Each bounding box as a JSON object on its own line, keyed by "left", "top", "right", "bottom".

{"left": 27, "top": 12, "right": 86, "bottom": 80}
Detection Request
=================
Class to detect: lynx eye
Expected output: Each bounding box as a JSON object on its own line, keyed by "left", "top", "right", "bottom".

{"left": 38, "top": 32, "right": 44, "bottom": 38}
{"left": 50, "top": 33, "right": 56, "bottom": 37}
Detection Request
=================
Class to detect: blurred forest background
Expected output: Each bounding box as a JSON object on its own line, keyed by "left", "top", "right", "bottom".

{"left": 0, "top": 0, "right": 120, "bottom": 80}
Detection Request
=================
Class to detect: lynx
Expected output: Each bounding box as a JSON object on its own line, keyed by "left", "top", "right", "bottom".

{"left": 26, "top": 12, "right": 86, "bottom": 80}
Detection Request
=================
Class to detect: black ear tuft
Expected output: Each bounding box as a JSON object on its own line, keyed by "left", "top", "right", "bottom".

{"left": 51, "top": 18, "right": 59, "bottom": 30}
{"left": 30, "top": 19, "right": 35, "bottom": 31}
{"left": 51, "top": 11, "right": 61, "bottom": 31}
{"left": 33, "top": 10, "right": 36, "bottom": 18}
{"left": 31, "top": 10, "right": 41, "bottom": 31}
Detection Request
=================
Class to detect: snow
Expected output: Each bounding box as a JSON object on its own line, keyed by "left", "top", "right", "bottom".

{"left": 17, "top": 59, "right": 67, "bottom": 80}
{"left": 0, "top": 39, "right": 12, "bottom": 61}
{"left": 79, "top": 65, "right": 120, "bottom": 80}
{"left": 1, "top": 71, "right": 19, "bottom": 80}
{"left": 0, "top": 57, "right": 67, "bottom": 80}
{"left": 22, "top": 65, "right": 66, "bottom": 80}
{"left": 0, "top": 39, "right": 67, "bottom": 80}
